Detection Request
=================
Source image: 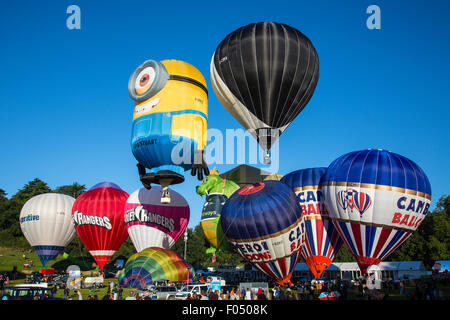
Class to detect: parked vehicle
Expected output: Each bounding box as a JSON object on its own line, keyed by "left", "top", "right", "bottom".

{"left": 25, "top": 271, "right": 43, "bottom": 284}
{"left": 175, "top": 284, "right": 208, "bottom": 300}
{"left": 47, "top": 273, "right": 67, "bottom": 287}
{"left": 152, "top": 286, "right": 178, "bottom": 300}
{"left": 83, "top": 276, "right": 104, "bottom": 288}
{"left": 1, "top": 285, "right": 63, "bottom": 300}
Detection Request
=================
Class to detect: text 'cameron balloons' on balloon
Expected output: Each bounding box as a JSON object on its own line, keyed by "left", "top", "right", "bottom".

{"left": 71, "top": 182, "right": 129, "bottom": 270}
{"left": 211, "top": 22, "right": 319, "bottom": 158}
{"left": 118, "top": 247, "right": 193, "bottom": 289}
{"left": 196, "top": 168, "right": 240, "bottom": 253}
{"left": 221, "top": 180, "right": 304, "bottom": 284}
{"left": 281, "top": 168, "right": 343, "bottom": 279}
{"left": 128, "top": 59, "right": 210, "bottom": 194}
{"left": 321, "top": 149, "right": 432, "bottom": 274}
{"left": 124, "top": 186, "right": 190, "bottom": 252}
{"left": 19, "top": 193, "right": 76, "bottom": 266}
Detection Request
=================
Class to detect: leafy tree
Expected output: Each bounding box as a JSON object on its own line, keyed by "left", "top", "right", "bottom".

{"left": 334, "top": 243, "right": 356, "bottom": 262}
{"left": 0, "top": 189, "right": 7, "bottom": 202}
{"left": 11, "top": 178, "right": 51, "bottom": 203}
{"left": 388, "top": 195, "right": 449, "bottom": 268}
{"left": 53, "top": 182, "right": 86, "bottom": 198}
{"left": 0, "top": 179, "right": 52, "bottom": 243}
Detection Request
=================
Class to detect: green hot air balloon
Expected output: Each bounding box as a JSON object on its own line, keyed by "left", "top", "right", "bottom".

{"left": 196, "top": 168, "right": 239, "bottom": 253}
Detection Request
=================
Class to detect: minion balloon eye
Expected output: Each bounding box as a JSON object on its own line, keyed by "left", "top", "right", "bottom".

{"left": 129, "top": 59, "right": 210, "bottom": 203}
{"left": 128, "top": 60, "right": 169, "bottom": 102}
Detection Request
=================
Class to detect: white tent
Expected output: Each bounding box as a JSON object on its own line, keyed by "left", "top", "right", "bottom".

{"left": 292, "top": 261, "right": 430, "bottom": 281}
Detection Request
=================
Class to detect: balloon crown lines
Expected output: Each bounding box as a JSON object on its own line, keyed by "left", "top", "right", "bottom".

{"left": 142, "top": 127, "right": 281, "bottom": 172}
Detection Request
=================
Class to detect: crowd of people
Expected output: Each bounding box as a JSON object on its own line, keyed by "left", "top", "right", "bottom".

{"left": 184, "top": 287, "right": 269, "bottom": 300}
{"left": 2, "top": 268, "right": 449, "bottom": 301}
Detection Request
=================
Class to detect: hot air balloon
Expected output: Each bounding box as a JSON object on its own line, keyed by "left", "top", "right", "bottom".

{"left": 19, "top": 193, "right": 76, "bottom": 266}
{"left": 221, "top": 180, "right": 304, "bottom": 284}
{"left": 211, "top": 22, "right": 319, "bottom": 163}
{"left": 118, "top": 247, "right": 193, "bottom": 289}
{"left": 128, "top": 59, "right": 209, "bottom": 202}
{"left": 321, "top": 149, "right": 432, "bottom": 274}
{"left": 124, "top": 186, "right": 190, "bottom": 252}
{"left": 196, "top": 168, "right": 239, "bottom": 253}
{"left": 281, "top": 168, "right": 343, "bottom": 279}
{"left": 71, "top": 182, "right": 129, "bottom": 270}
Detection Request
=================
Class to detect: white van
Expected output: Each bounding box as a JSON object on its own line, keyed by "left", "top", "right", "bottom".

{"left": 83, "top": 276, "right": 104, "bottom": 288}
{"left": 174, "top": 284, "right": 209, "bottom": 300}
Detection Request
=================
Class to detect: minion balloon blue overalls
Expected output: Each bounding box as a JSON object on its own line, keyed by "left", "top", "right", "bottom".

{"left": 128, "top": 60, "right": 209, "bottom": 202}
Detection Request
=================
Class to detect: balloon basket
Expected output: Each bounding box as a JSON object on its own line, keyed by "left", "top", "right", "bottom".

{"left": 160, "top": 187, "right": 171, "bottom": 204}
{"left": 263, "top": 152, "right": 271, "bottom": 164}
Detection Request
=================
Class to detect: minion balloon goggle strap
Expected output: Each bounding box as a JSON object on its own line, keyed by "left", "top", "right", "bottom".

{"left": 128, "top": 60, "right": 208, "bottom": 102}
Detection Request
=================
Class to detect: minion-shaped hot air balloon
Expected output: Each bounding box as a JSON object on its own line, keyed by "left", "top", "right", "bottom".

{"left": 128, "top": 60, "right": 209, "bottom": 202}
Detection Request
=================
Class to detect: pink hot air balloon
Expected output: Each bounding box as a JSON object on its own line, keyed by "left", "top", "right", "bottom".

{"left": 124, "top": 186, "right": 190, "bottom": 252}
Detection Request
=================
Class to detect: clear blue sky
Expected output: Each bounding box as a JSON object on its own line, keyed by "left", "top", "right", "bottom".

{"left": 0, "top": 0, "right": 449, "bottom": 228}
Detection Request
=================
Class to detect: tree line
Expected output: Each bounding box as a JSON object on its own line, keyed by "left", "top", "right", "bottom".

{"left": 0, "top": 178, "right": 448, "bottom": 270}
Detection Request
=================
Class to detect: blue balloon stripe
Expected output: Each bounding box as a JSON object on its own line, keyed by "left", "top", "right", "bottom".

{"left": 304, "top": 220, "right": 316, "bottom": 256}
{"left": 337, "top": 221, "right": 358, "bottom": 255}
{"left": 289, "top": 251, "right": 298, "bottom": 273}
{"left": 364, "top": 225, "right": 377, "bottom": 258}
{"left": 378, "top": 229, "right": 406, "bottom": 260}
{"left": 281, "top": 167, "right": 327, "bottom": 189}
{"left": 268, "top": 261, "right": 282, "bottom": 279}
{"left": 222, "top": 182, "right": 302, "bottom": 240}
{"left": 322, "top": 149, "right": 431, "bottom": 195}
{"left": 321, "top": 221, "right": 332, "bottom": 256}
{"left": 33, "top": 245, "right": 64, "bottom": 266}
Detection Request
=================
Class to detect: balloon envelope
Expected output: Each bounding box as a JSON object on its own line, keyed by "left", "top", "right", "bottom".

{"left": 19, "top": 193, "right": 76, "bottom": 266}
{"left": 118, "top": 247, "right": 193, "bottom": 289}
{"left": 71, "top": 182, "right": 129, "bottom": 269}
{"left": 196, "top": 172, "right": 239, "bottom": 252}
{"left": 321, "top": 149, "right": 431, "bottom": 274}
{"left": 221, "top": 180, "right": 304, "bottom": 284}
{"left": 124, "top": 186, "right": 190, "bottom": 252}
{"left": 129, "top": 59, "right": 208, "bottom": 178}
{"left": 281, "top": 168, "right": 343, "bottom": 279}
{"left": 211, "top": 22, "right": 319, "bottom": 151}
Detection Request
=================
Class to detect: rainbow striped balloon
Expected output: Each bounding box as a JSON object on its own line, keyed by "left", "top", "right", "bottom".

{"left": 118, "top": 247, "right": 193, "bottom": 289}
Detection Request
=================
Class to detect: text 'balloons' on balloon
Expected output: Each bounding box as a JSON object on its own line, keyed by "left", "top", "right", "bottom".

{"left": 124, "top": 186, "right": 190, "bottom": 252}
{"left": 281, "top": 168, "right": 343, "bottom": 279}
{"left": 128, "top": 59, "right": 210, "bottom": 195}
{"left": 19, "top": 193, "right": 76, "bottom": 266}
{"left": 211, "top": 22, "right": 319, "bottom": 159}
{"left": 118, "top": 247, "right": 193, "bottom": 289}
{"left": 321, "top": 149, "right": 432, "bottom": 274}
{"left": 221, "top": 180, "right": 304, "bottom": 284}
{"left": 71, "top": 182, "right": 129, "bottom": 270}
